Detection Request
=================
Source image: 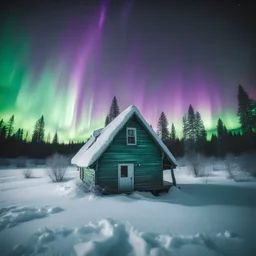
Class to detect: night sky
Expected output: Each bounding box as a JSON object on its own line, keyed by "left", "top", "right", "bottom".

{"left": 0, "top": 0, "right": 255, "bottom": 141}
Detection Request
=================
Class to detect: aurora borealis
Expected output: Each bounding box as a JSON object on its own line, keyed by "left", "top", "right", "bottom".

{"left": 0, "top": 0, "right": 255, "bottom": 142}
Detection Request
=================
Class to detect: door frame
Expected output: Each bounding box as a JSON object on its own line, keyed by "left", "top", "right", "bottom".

{"left": 118, "top": 163, "right": 134, "bottom": 192}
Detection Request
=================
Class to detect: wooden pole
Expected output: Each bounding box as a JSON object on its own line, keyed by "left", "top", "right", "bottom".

{"left": 170, "top": 165, "right": 176, "bottom": 186}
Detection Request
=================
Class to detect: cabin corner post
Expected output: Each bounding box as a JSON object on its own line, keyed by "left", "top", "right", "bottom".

{"left": 170, "top": 165, "right": 176, "bottom": 186}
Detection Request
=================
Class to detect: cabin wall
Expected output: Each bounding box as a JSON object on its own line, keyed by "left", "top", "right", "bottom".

{"left": 80, "top": 167, "right": 95, "bottom": 185}
{"left": 97, "top": 116, "right": 163, "bottom": 193}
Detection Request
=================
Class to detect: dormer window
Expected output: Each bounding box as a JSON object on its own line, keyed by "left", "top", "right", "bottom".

{"left": 127, "top": 127, "right": 137, "bottom": 145}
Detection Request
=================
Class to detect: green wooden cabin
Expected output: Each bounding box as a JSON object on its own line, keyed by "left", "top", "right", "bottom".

{"left": 71, "top": 105, "right": 177, "bottom": 194}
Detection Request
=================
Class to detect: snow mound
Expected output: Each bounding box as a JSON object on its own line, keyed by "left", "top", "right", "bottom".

{"left": 11, "top": 218, "right": 241, "bottom": 256}
{"left": 0, "top": 205, "right": 64, "bottom": 231}
{"left": 128, "top": 186, "right": 199, "bottom": 205}
{"left": 56, "top": 179, "right": 99, "bottom": 200}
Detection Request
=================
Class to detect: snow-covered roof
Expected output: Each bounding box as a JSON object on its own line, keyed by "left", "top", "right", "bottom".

{"left": 71, "top": 105, "right": 177, "bottom": 167}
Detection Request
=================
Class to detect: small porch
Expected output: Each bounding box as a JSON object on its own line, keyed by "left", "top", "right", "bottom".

{"left": 136, "top": 180, "right": 173, "bottom": 194}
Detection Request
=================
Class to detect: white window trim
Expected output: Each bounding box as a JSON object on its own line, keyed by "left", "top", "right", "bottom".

{"left": 126, "top": 127, "right": 137, "bottom": 145}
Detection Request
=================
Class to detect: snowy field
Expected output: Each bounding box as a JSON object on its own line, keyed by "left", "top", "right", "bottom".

{"left": 0, "top": 164, "right": 255, "bottom": 256}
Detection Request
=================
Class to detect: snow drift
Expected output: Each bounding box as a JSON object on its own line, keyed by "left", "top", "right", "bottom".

{"left": 0, "top": 205, "right": 63, "bottom": 231}
{"left": 11, "top": 218, "right": 242, "bottom": 256}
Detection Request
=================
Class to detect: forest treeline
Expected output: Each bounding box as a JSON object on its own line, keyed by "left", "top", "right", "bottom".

{"left": 0, "top": 84, "right": 255, "bottom": 159}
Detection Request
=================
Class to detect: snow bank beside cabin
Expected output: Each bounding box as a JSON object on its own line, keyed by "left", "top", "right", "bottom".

{"left": 56, "top": 179, "right": 99, "bottom": 200}
{"left": 11, "top": 218, "right": 244, "bottom": 256}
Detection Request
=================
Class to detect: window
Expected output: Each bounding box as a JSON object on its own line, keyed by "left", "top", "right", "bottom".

{"left": 127, "top": 128, "right": 137, "bottom": 145}
{"left": 121, "top": 166, "right": 128, "bottom": 177}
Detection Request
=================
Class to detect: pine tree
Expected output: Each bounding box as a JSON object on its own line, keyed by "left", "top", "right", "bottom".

{"left": 47, "top": 132, "right": 51, "bottom": 143}
{"left": 0, "top": 126, "right": 6, "bottom": 140}
{"left": 237, "top": 85, "right": 254, "bottom": 134}
{"left": 6, "top": 115, "right": 14, "bottom": 138}
{"left": 32, "top": 115, "right": 45, "bottom": 143}
{"left": 108, "top": 96, "right": 120, "bottom": 123}
{"left": 223, "top": 125, "right": 228, "bottom": 137}
{"left": 170, "top": 123, "right": 176, "bottom": 141}
{"left": 0, "top": 119, "right": 3, "bottom": 132}
{"left": 182, "top": 115, "right": 189, "bottom": 140}
{"left": 217, "top": 118, "right": 224, "bottom": 138}
{"left": 52, "top": 131, "right": 59, "bottom": 144}
{"left": 157, "top": 112, "right": 170, "bottom": 141}
{"left": 24, "top": 131, "right": 28, "bottom": 142}
{"left": 210, "top": 134, "right": 218, "bottom": 155}
{"left": 195, "top": 111, "right": 207, "bottom": 153}
{"left": 216, "top": 118, "right": 226, "bottom": 156}
{"left": 15, "top": 128, "right": 23, "bottom": 141}
{"left": 105, "top": 115, "right": 110, "bottom": 127}
{"left": 32, "top": 123, "right": 38, "bottom": 142}
{"left": 183, "top": 105, "right": 196, "bottom": 154}
{"left": 187, "top": 105, "right": 196, "bottom": 143}
{"left": 38, "top": 116, "right": 45, "bottom": 142}
{"left": 183, "top": 106, "right": 206, "bottom": 154}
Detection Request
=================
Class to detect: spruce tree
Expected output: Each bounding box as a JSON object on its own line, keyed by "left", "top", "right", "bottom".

{"left": 210, "top": 134, "right": 218, "bottom": 155}
{"left": 183, "top": 106, "right": 206, "bottom": 154}
{"left": 32, "top": 121, "right": 39, "bottom": 143}
{"left": 183, "top": 105, "right": 196, "bottom": 154}
{"left": 187, "top": 105, "right": 196, "bottom": 143}
{"left": 195, "top": 111, "right": 207, "bottom": 153}
{"left": 38, "top": 115, "right": 45, "bottom": 142}
{"left": 216, "top": 118, "right": 226, "bottom": 156}
{"left": 15, "top": 128, "right": 23, "bottom": 141}
{"left": 24, "top": 131, "right": 28, "bottom": 142}
{"left": 0, "top": 119, "right": 3, "bottom": 131}
{"left": 32, "top": 115, "right": 45, "bottom": 143}
{"left": 217, "top": 118, "right": 224, "bottom": 138}
{"left": 0, "top": 126, "right": 6, "bottom": 140}
{"left": 237, "top": 85, "right": 254, "bottom": 134}
{"left": 182, "top": 115, "right": 189, "bottom": 140}
{"left": 52, "top": 131, "right": 59, "bottom": 144}
{"left": 105, "top": 115, "right": 110, "bottom": 127}
{"left": 157, "top": 112, "right": 170, "bottom": 141}
{"left": 6, "top": 115, "right": 14, "bottom": 138}
{"left": 108, "top": 96, "right": 120, "bottom": 123}
{"left": 47, "top": 132, "right": 51, "bottom": 143}
{"left": 170, "top": 123, "right": 176, "bottom": 141}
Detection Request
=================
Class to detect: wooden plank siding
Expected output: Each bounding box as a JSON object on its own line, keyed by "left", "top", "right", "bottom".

{"left": 97, "top": 115, "right": 164, "bottom": 193}
{"left": 81, "top": 168, "right": 95, "bottom": 185}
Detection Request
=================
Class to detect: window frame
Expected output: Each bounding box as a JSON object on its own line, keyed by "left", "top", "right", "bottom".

{"left": 126, "top": 127, "right": 137, "bottom": 145}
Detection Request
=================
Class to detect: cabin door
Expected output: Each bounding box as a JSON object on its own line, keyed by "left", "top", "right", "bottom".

{"left": 118, "top": 164, "right": 134, "bottom": 193}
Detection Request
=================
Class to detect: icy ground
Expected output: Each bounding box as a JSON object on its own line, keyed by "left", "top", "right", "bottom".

{"left": 0, "top": 166, "right": 255, "bottom": 256}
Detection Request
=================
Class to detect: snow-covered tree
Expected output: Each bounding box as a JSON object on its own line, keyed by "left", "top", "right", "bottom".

{"left": 183, "top": 106, "right": 206, "bottom": 154}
